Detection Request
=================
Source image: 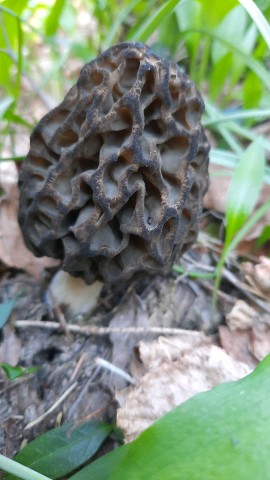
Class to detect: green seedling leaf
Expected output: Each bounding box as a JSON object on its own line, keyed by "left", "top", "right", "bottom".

{"left": 4, "top": 421, "right": 113, "bottom": 480}
{"left": 70, "top": 354, "right": 270, "bottom": 480}
{"left": 0, "top": 298, "right": 16, "bottom": 328}
{"left": 45, "top": 0, "right": 66, "bottom": 37}
{"left": 225, "top": 138, "right": 265, "bottom": 245}
{"left": 0, "top": 363, "right": 38, "bottom": 381}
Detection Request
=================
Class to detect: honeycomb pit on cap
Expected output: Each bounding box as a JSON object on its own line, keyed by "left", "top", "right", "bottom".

{"left": 18, "top": 42, "right": 210, "bottom": 284}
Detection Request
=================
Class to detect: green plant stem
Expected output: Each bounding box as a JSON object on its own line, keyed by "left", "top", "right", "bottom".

{"left": 173, "top": 264, "right": 216, "bottom": 279}
{"left": 0, "top": 454, "right": 52, "bottom": 480}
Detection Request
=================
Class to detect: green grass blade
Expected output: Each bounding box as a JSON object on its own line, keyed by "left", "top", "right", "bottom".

{"left": 15, "top": 16, "right": 23, "bottom": 98}
{"left": 45, "top": 0, "right": 66, "bottom": 37}
{"left": 182, "top": 27, "right": 270, "bottom": 90}
{"left": 225, "top": 138, "right": 265, "bottom": 245}
{"left": 203, "top": 108, "right": 270, "bottom": 127}
{"left": 0, "top": 96, "right": 13, "bottom": 121}
{"left": 204, "top": 99, "right": 270, "bottom": 153}
{"left": 209, "top": 149, "right": 270, "bottom": 186}
{"left": 213, "top": 199, "right": 270, "bottom": 308}
{"left": 238, "top": 0, "right": 270, "bottom": 49}
{"left": 0, "top": 455, "right": 51, "bottom": 480}
{"left": 103, "top": 0, "right": 141, "bottom": 49}
{"left": 127, "top": 0, "right": 184, "bottom": 42}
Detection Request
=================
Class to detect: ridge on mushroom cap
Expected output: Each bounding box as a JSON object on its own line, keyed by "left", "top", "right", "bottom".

{"left": 18, "top": 42, "right": 210, "bottom": 284}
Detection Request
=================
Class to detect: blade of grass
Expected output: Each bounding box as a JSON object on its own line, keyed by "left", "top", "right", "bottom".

{"left": 181, "top": 27, "right": 270, "bottom": 90}
{"left": 127, "top": 0, "right": 185, "bottom": 43}
{"left": 0, "top": 455, "right": 51, "bottom": 480}
{"left": 45, "top": 0, "right": 66, "bottom": 37}
{"left": 203, "top": 108, "right": 270, "bottom": 127}
{"left": 103, "top": 0, "right": 141, "bottom": 49}
{"left": 225, "top": 138, "right": 265, "bottom": 245}
{"left": 15, "top": 16, "right": 23, "bottom": 98}
{"left": 210, "top": 149, "right": 270, "bottom": 185}
{"left": 213, "top": 199, "right": 270, "bottom": 309}
{"left": 238, "top": 0, "right": 270, "bottom": 49}
{"left": 204, "top": 99, "right": 270, "bottom": 153}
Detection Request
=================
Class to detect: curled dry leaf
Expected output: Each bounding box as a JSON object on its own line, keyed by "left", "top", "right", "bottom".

{"left": 242, "top": 256, "right": 270, "bottom": 299}
{"left": 0, "top": 181, "right": 59, "bottom": 278}
{"left": 0, "top": 325, "right": 22, "bottom": 366}
{"left": 117, "top": 336, "right": 250, "bottom": 443}
{"left": 221, "top": 300, "right": 270, "bottom": 366}
{"left": 226, "top": 300, "right": 257, "bottom": 331}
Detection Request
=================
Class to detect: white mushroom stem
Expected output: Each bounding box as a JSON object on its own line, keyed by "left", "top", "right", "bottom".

{"left": 49, "top": 270, "right": 103, "bottom": 317}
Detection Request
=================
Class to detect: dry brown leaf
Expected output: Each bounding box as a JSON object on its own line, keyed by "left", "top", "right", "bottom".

{"left": 136, "top": 332, "right": 211, "bottom": 370}
{"left": 117, "top": 338, "right": 250, "bottom": 442}
{"left": 204, "top": 164, "right": 270, "bottom": 240}
{"left": 218, "top": 325, "right": 256, "bottom": 367}
{"left": 222, "top": 300, "right": 270, "bottom": 364}
{"left": 226, "top": 300, "right": 257, "bottom": 330}
{"left": 242, "top": 257, "right": 270, "bottom": 299}
{"left": 252, "top": 323, "right": 270, "bottom": 362}
{"left": 0, "top": 325, "right": 22, "bottom": 366}
{"left": 0, "top": 182, "right": 59, "bottom": 278}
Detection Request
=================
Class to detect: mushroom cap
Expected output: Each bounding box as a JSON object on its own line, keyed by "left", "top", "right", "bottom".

{"left": 18, "top": 42, "right": 210, "bottom": 284}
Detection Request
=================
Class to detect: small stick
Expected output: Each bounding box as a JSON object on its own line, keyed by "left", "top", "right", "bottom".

{"left": 24, "top": 382, "right": 77, "bottom": 430}
{"left": 14, "top": 320, "right": 204, "bottom": 337}
{"left": 95, "top": 357, "right": 136, "bottom": 385}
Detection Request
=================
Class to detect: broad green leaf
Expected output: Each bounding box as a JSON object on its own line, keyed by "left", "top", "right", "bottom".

{"left": 45, "top": 0, "right": 66, "bottom": 37}
{"left": 199, "top": 0, "right": 237, "bottom": 28}
{"left": 0, "top": 298, "right": 16, "bottom": 328}
{"left": 0, "top": 363, "right": 38, "bottom": 381}
{"left": 70, "top": 354, "right": 270, "bottom": 480}
{"left": 4, "top": 422, "right": 113, "bottom": 480}
{"left": 225, "top": 138, "right": 265, "bottom": 245}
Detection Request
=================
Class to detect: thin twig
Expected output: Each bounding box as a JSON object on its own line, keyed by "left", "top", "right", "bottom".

{"left": 24, "top": 382, "right": 77, "bottom": 430}
{"left": 95, "top": 357, "right": 136, "bottom": 385}
{"left": 14, "top": 320, "right": 205, "bottom": 337}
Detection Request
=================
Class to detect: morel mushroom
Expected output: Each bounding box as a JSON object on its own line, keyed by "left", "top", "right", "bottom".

{"left": 18, "top": 42, "right": 209, "bottom": 285}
